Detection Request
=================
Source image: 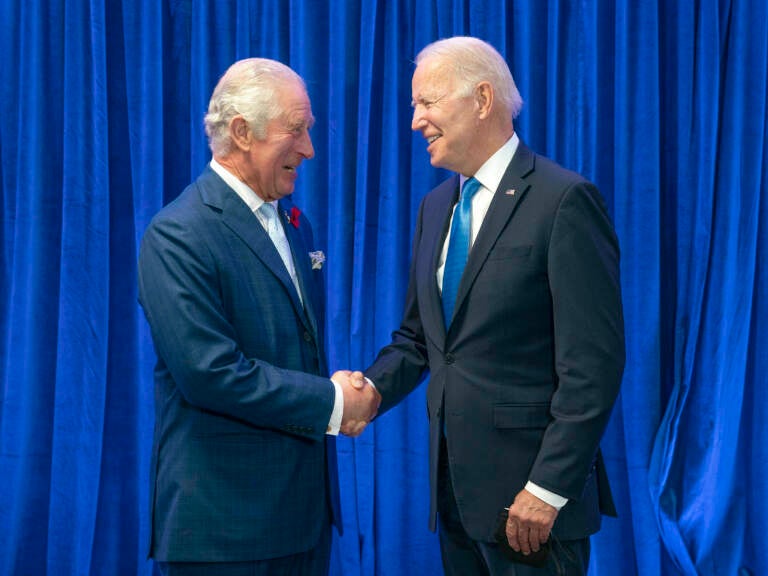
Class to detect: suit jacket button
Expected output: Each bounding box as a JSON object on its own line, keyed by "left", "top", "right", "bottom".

{"left": 303, "top": 331, "right": 312, "bottom": 342}
{"left": 445, "top": 353, "right": 454, "bottom": 364}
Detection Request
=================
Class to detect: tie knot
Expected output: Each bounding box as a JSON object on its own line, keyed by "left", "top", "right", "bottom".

{"left": 259, "top": 202, "right": 279, "bottom": 228}
{"left": 260, "top": 202, "right": 278, "bottom": 218}
{"left": 461, "top": 177, "right": 481, "bottom": 203}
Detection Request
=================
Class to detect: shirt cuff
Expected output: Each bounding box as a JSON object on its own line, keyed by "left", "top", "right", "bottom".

{"left": 327, "top": 379, "right": 343, "bottom": 435}
{"left": 525, "top": 481, "right": 568, "bottom": 510}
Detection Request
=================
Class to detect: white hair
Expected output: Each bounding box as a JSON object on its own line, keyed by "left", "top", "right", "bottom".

{"left": 204, "top": 58, "right": 306, "bottom": 156}
{"left": 416, "top": 36, "right": 523, "bottom": 119}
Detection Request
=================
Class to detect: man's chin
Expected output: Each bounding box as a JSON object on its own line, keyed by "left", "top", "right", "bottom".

{"left": 428, "top": 154, "right": 447, "bottom": 170}
{"left": 277, "top": 180, "right": 296, "bottom": 197}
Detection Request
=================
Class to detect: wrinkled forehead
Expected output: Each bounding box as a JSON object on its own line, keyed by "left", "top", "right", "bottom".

{"left": 412, "top": 57, "right": 456, "bottom": 96}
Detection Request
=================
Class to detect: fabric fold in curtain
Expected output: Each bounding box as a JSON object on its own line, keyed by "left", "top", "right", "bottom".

{"left": 648, "top": 2, "right": 768, "bottom": 574}
{"left": 1, "top": 1, "right": 766, "bottom": 575}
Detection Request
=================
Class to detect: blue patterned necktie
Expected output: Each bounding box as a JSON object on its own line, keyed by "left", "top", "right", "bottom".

{"left": 259, "top": 202, "right": 302, "bottom": 303}
{"left": 442, "top": 177, "right": 481, "bottom": 327}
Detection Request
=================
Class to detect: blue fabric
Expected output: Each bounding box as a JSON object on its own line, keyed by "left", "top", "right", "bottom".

{"left": 441, "top": 177, "right": 481, "bottom": 327}
{"left": 1, "top": 2, "right": 766, "bottom": 576}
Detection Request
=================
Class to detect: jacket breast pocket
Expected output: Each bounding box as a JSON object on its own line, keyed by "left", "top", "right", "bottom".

{"left": 493, "top": 403, "right": 551, "bottom": 429}
{"left": 487, "top": 244, "right": 532, "bottom": 262}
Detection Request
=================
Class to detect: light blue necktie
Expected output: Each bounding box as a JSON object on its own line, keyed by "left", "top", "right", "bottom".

{"left": 259, "top": 203, "right": 302, "bottom": 303}
{"left": 442, "top": 177, "right": 481, "bottom": 327}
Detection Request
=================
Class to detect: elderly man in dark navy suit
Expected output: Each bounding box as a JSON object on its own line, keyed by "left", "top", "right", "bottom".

{"left": 138, "top": 58, "right": 379, "bottom": 576}
{"left": 364, "top": 37, "right": 625, "bottom": 575}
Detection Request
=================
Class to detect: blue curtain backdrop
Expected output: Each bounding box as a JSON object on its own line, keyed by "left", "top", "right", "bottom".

{"left": 1, "top": 1, "right": 766, "bottom": 574}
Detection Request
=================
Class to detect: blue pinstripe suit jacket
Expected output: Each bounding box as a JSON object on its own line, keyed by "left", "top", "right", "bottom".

{"left": 138, "top": 166, "right": 340, "bottom": 561}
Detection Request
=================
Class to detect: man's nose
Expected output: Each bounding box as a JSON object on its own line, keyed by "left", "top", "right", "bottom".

{"left": 299, "top": 130, "right": 315, "bottom": 159}
{"left": 411, "top": 106, "right": 426, "bottom": 131}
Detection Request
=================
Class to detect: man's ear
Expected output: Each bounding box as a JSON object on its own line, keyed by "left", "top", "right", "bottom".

{"left": 229, "top": 116, "right": 252, "bottom": 151}
{"left": 474, "top": 81, "right": 494, "bottom": 119}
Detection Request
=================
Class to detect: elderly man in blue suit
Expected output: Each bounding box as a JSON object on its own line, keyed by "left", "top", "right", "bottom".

{"left": 138, "top": 58, "right": 379, "bottom": 576}
{"left": 363, "top": 37, "right": 625, "bottom": 575}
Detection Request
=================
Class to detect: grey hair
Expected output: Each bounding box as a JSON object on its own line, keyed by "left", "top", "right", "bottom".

{"left": 416, "top": 36, "right": 523, "bottom": 119}
{"left": 204, "top": 58, "right": 306, "bottom": 156}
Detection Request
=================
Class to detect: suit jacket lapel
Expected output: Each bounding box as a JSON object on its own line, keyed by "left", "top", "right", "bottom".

{"left": 422, "top": 176, "right": 460, "bottom": 341}
{"left": 452, "top": 144, "right": 535, "bottom": 322}
{"left": 279, "top": 200, "right": 321, "bottom": 338}
{"left": 196, "top": 168, "right": 311, "bottom": 332}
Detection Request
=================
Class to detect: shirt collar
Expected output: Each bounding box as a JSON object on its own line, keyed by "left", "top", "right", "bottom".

{"left": 209, "top": 157, "right": 277, "bottom": 213}
{"left": 459, "top": 132, "right": 520, "bottom": 193}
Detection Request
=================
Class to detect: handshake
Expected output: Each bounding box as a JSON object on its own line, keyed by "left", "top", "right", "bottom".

{"left": 331, "top": 370, "right": 382, "bottom": 437}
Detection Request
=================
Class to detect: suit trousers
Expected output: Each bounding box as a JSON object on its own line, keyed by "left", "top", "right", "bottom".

{"left": 437, "top": 437, "right": 590, "bottom": 576}
{"left": 156, "top": 517, "right": 331, "bottom": 576}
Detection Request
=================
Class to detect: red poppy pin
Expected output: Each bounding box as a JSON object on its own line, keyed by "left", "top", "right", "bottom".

{"left": 288, "top": 206, "right": 301, "bottom": 229}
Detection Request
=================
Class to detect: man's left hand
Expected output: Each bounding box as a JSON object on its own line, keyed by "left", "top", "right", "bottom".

{"left": 505, "top": 489, "right": 559, "bottom": 555}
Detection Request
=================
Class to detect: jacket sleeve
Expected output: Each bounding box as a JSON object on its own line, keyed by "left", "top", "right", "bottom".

{"left": 529, "top": 181, "right": 625, "bottom": 499}
{"left": 365, "top": 198, "right": 431, "bottom": 414}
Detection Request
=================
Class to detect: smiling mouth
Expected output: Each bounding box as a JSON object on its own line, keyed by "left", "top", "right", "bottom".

{"left": 427, "top": 135, "right": 441, "bottom": 144}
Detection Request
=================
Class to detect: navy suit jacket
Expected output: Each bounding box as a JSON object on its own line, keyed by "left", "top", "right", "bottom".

{"left": 366, "top": 142, "right": 625, "bottom": 542}
{"left": 138, "top": 166, "right": 340, "bottom": 561}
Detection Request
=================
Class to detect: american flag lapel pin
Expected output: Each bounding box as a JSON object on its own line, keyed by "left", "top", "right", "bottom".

{"left": 505, "top": 189, "right": 516, "bottom": 196}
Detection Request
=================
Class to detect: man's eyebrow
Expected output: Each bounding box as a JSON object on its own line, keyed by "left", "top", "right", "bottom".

{"left": 412, "top": 92, "right": 446, "bottom": 106}
{"left": 287, "top": 114, "right": 314, "bottom": 129}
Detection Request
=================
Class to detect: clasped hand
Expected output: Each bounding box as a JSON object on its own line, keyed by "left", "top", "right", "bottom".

{"left": 332, "top": 370, "right": 381, "bottom": 437}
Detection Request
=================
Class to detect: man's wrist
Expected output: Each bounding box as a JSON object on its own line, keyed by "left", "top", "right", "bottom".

{"left": 525, "top": 481, "right": 568, "bottom": 510}
{"left": 327, "top": 379, "right": 343, "bottom": 435}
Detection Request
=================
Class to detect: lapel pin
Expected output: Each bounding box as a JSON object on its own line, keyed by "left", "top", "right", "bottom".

{"left": 505, "top": 189, "right": 516, "bottom": 196}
